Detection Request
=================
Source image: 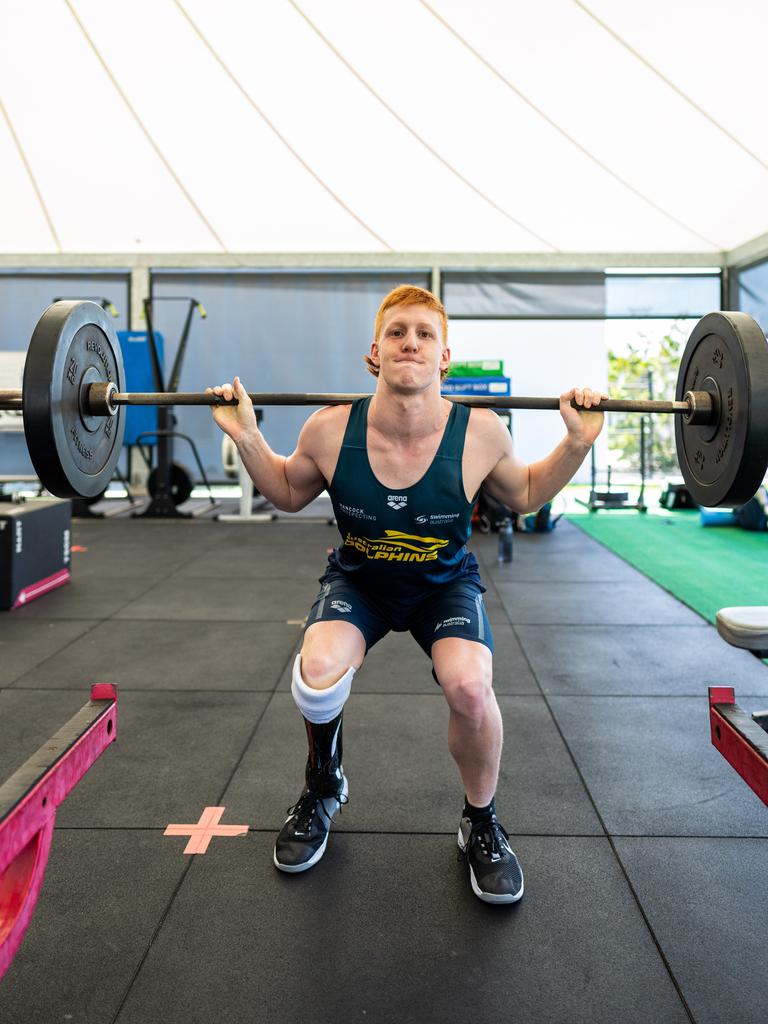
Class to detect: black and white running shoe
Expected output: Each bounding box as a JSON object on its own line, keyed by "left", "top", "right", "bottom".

{"left": 273, "top": 775, "right": 348, "bottom": 873}
{"left": 458, "top": 815, "right": 524, "bottom": 904}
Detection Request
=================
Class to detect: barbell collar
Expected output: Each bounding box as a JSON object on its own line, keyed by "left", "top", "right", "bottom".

{"left": 681, "top": 389, "right": 714, "bottom": 426}
{"left": 87, "top": 382, "right": 119, "bottom": 417}
{"left": 96, "top": 389, "right": 699, "bottom": 416}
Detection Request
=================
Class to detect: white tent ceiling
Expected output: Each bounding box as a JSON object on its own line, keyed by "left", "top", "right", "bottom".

{"left": 1, "top": 0, "right": 766, "bottom": 257}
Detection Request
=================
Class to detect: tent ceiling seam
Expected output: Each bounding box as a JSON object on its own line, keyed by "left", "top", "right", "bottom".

{"left": 174, "top": 0, "right": 393, "bottom": 252}
{"left": 288, "top": 0, "right": 559, "bottom": 253}
{"left": 420, "top": 0, "right": 722, "bottom": 252}
{"left": 0, "top": 98, "right": 62, "bottom": 253}
{"left": 64, "top": 0, "right": 228, "bottom": 253}
{"left": 573, "top": 0, "right": 768, "bottom": 176}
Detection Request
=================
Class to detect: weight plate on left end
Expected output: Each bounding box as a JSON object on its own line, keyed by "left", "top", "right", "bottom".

{"left": 675, "top": 311, "right": 768, "bottom": 508}
{"left": 23, "top": 301, "right": 126, "bottom": 498}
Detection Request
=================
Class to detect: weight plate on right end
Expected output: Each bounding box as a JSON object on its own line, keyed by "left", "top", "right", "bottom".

{"left": 675, "top": 311, "right": 768, "bottom": 507}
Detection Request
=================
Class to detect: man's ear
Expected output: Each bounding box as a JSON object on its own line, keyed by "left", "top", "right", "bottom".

{"left": 370, "top": 341, "right": 380, "bottom": 365}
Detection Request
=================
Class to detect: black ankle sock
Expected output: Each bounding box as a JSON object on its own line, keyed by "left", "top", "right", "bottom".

{"left": 463, "top": 796, "right": 496, "bottom": 824}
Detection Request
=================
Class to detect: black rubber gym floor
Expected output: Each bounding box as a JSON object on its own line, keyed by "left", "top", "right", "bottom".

{"left": 1, "top": 517, "right": 767, "bottom": 1023}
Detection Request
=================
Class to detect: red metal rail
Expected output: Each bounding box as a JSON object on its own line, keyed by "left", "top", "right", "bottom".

{"left": 708, "top": 687, "right": 768, "bottom": 807}
{"left": 0, "top": 684, "right": 118, "bottom": 981}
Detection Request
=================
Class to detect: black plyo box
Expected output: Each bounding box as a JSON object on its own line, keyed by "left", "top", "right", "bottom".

{"left": 0, "top": 499, "right": 72, "bottom": 610}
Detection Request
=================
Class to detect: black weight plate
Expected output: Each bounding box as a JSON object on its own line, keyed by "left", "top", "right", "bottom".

{"left": 23, "top": 301, "right": 126, "bottom": 498}
{"left": 675, "top": 311, "right": 768, "bottom": 507}
{"left": 148, "top": 462, "right": 194, "bottom": 506}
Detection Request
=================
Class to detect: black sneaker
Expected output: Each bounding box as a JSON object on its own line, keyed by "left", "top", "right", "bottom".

{"left": 273, "top": 775, "right": 348, "bottom": 873}
{"left": 458, "top": 816, "right": 524, "bottom": 904}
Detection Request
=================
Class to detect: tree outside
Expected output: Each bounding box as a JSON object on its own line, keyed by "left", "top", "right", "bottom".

{"left": 607, "top": 321, "right": 687, "bottom": 476}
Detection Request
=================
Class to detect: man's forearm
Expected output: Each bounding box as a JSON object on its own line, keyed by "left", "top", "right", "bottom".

{"left": 525, "top": 434, "right": 592, "bottom": 512}
{"left": 235, "top": 427, "right": 295, "bottom": 511}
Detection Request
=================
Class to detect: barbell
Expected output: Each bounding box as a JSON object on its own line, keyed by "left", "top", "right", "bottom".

{"left": 1, "top": 300, "right": 767, "bottom": 507}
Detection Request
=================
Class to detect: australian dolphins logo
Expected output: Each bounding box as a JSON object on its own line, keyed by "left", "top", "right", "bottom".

{"left": 374, "top": 530, "right": 449, "bottom": 553}
{"left": 343, "top": 530, "right": 449, "bottom": 562}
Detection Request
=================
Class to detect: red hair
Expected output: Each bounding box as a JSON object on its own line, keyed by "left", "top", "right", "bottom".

{"left": 365, "top": 284, "right": 449, "bottom": 380}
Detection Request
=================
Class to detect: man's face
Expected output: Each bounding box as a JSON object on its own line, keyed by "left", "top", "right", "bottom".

{"left": 370, "top": 303, "right": 449, "bottom": 393}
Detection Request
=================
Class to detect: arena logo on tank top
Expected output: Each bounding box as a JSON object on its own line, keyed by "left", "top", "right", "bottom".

{"left": 387, "top": 494, "right": 408, "bottom": 510}
{"left": 327, "top": 397, "right": 480, "bottom": 590}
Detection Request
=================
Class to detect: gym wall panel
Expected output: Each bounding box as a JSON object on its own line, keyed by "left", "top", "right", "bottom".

{"left": 0, "top": 273, "right": 130, "bottom": 478}
{"left": 443, "top": 271, "right": 721, "bottom": 319}
{"left": 148, "top": 271, "right": 430, "bottom": 480}
{"left": 735, "top": 260, "right": 768, "bottom": 334}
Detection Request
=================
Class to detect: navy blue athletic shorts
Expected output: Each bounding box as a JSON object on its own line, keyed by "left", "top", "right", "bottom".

{"left": 304, "top": 566, "right": 494, "bottom": 659}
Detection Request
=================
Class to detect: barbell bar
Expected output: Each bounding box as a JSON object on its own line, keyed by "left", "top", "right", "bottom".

{"left": 0, "top": 387, "right": 699, "bottom": 415}
{"left": 7, "top": 300, "right": 768, "bottom": 507}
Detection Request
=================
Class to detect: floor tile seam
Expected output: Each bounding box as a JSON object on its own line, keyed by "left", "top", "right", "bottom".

{"left": 107, "top": 617, "right": 310, "bottom": 624}
{"left": 10, "top": 686, "right": 766, "bottom": 700}
{"left": 488, "top": 576, "right": 643, "bottom": 583}
{"left": 169, "top": 574, "right": 330, "bottom": 580}
{"left": 492, "top": 621, "right": 705, "bottom": 627}
{"left": 6, "top": 619, "right": 108, "bottom": 690}
{"left": 496, "top": 586, "right": 696, "bottom": 1021}
{"left": 108, "top": 841, "right": 197, "bottom": 1022}
{"left": 543, "top": 692, "right": 768, "bottom": 700}
{"left": 49, "top": 826, "right": 768, "bottom": 839}
{"left": 4, "top": 686, "right": 281, "bottom": 694}
{"left": 492, "top": 580, "right": 690, "bottom": 589}
{"left": 131, "top": 529, "right": 255, "bottom": 587}
{"left": 566, "top": 518, "right": 710, "bottom": 627}
{"left": 529, "top": 710, "right": 699, "bottom": 1018}
{"left": 11, "top": 573, "right": 201, "bottom": 627}
{"left": 484, "top": 573, "right": 546, "bottom": 701}
{"left": 214, "top": 634, "right": 302, "bottom": 795}
{"left": 108, "top": 641, "right": 298, "bottom": 1024}
{"left": 514, "top": 618, "right": 720, "bottom": 626}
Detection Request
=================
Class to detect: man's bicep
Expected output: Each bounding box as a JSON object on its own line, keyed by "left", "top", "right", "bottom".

{"left": 284, "top": 448, "right": 326, "bottom": 494}
{"left": 283, "top": 417, "right": 328, "bottom": 503}
{"left": 482, "top": 426, "right": 530, "bottom": 512}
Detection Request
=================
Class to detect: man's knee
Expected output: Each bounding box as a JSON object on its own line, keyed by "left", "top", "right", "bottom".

{"left": 291, "top": 653, "right": 355, "bottom": 724}
{"left": 444, "top": 674, "right": 494, "bottom": 726}
{"left": 301, "top": 622, "right": 365, "bottom": 689}
{"left": 300, "top": 648, "right": 351, "bottom": 690}
{"left": 436, "top": 645, "right": 494, "bottom": 726}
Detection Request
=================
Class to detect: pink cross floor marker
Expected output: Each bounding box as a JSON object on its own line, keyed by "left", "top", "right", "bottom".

{"left": 164, "top": 807, "right": 249, "bottom": 854}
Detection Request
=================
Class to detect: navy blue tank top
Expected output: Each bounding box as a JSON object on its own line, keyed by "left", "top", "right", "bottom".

{"left": 327, "top": 397, "right": 479, "bottom": 599}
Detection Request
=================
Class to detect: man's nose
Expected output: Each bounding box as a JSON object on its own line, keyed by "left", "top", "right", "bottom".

{"left": 402, "top": 330, "right": 419, "bottom": 349}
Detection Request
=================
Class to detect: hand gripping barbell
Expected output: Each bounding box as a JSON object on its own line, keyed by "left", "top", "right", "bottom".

{"left": 1, "top": 300, "right": 767, "bottom": 507}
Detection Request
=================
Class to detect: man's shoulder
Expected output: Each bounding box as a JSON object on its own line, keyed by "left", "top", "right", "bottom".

{"left": 467, "top": 407, "right": 509, "bottom": 441}
{"left": 300, "top": 403, "right": 352, "bottom": 454}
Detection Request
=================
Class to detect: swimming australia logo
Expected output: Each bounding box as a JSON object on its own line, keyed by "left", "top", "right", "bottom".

{"left": 387, "top": 494, "right": 408, "bottom": 510}
{"left": 415, "top": 512, "right": 460, "bottom": 525}
{"left": 434, "top": 616, "right": 471, "bottom": 632}
{"left": 330, "top": 600, "right": 352, "bottom": 613}
{"left": 415, "top": 515, "right": 428, "bottom": 524}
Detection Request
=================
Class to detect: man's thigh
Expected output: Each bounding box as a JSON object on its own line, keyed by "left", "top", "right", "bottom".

{"left": 431, "top": 636, "right": 493, "bottom": 693}
{"left": 304, "top": 570, "right": 390, "bottom": 658}
{"left": 409, "top": 578, "right": 494, "bottom": 662}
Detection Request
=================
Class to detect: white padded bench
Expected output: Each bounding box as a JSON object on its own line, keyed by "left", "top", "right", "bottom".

{"left": 715, "top": 608, "right": 768, "bottom": 736}
{"left": 716, "top": 606, "right": 768, "bottom": 653}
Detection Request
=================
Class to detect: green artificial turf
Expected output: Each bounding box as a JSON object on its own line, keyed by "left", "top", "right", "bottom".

{"left": 567, "top": 508, "right": 768, "bottom": 625}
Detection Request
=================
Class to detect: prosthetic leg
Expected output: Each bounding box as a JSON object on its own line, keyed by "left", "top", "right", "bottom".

{"left": 273, "top": 654, "right": 354, "bottom": 873}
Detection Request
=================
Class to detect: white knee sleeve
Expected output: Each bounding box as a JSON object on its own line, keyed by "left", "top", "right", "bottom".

{"left": 291, "top": 653, "right": 354, "bottom": 724}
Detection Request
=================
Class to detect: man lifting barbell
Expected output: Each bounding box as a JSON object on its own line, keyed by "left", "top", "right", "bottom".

{"left": 207, "top": 284, "right": 607, "bottom": 904}
{"left": 5, "top": 295, "right": 768, "bottom": 898}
